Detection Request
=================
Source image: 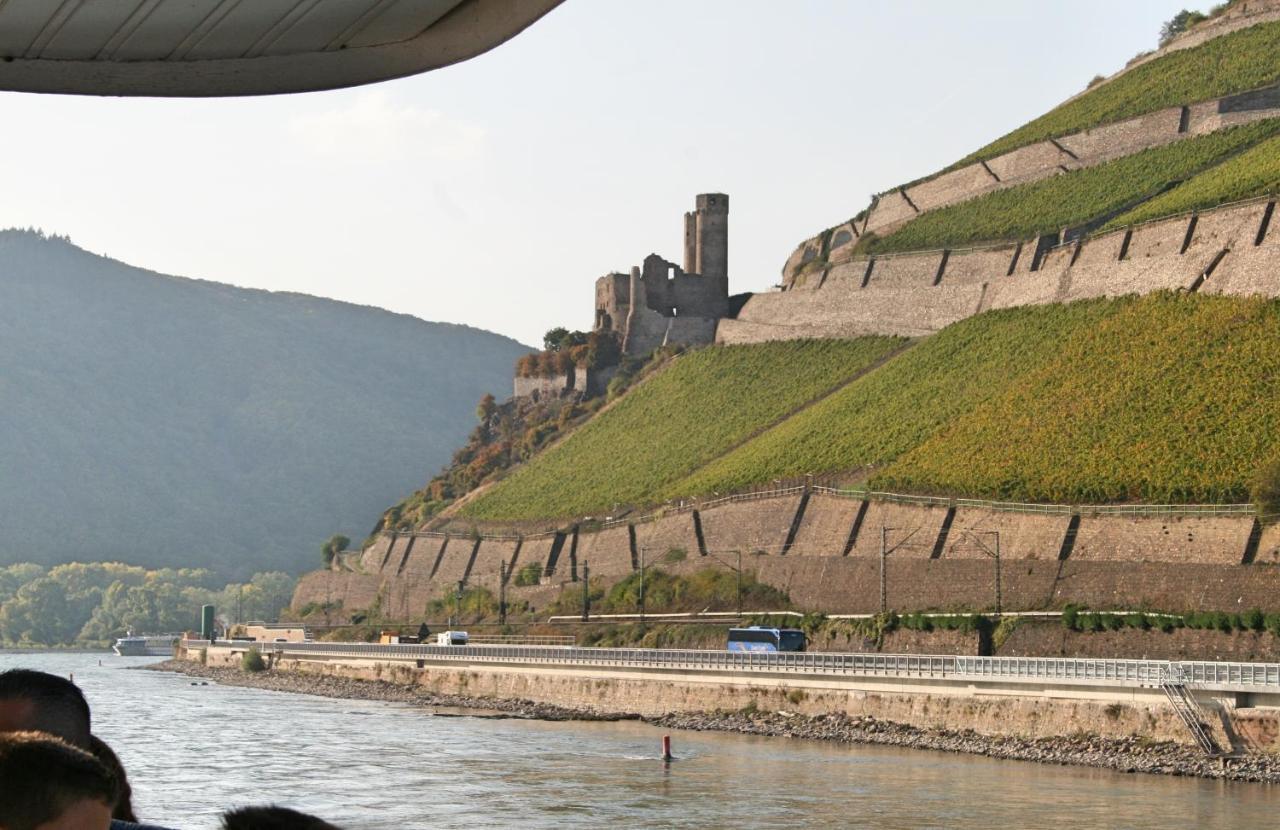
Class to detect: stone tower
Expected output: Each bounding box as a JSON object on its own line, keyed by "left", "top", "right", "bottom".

{"left": 694, "top": 193, "right": 728, "bottom": 281}
{"left": 684, "top": 193, "right": 729, "bottom": 281}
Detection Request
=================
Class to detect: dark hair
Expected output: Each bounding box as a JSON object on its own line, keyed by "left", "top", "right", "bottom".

{"left": 90, "top": 735, "right": 138, "bottom": 823}
{"left": 222, "top": 806, "right": 342, "bottom": 830}
{"left": 0, "top": 731, "right": 117, "bottom": 830}
{"left": 0, "top": 669, "right": 92, "bottom": 748}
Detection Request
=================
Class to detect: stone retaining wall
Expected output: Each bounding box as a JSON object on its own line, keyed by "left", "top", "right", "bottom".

{"left": 737, "top": 197, "right": 1280, "bottom": 345}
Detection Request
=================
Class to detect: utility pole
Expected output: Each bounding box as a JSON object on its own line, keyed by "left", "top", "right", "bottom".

{"left": 735, "top": 550, "right": 742, "bottom": 617}
{"left": 581, "top": 562, "right": 590, "bottom": 622}
{"left": 236, "top": 585, "right": 243, "bottom": 625}
{"left": 498, "top": 561, "right": 508, "bottom": 626}
{"left": 880, "top": 526, "right": 889, "bottom": 615}
{"left": 450, "top": 580, "right": 464, "bottom": 629}
{"left": 639, "top": 546, "right": 647, "bottom": 623}
{"left": 993, "top": 531, "right": 1002, "bottom": 617}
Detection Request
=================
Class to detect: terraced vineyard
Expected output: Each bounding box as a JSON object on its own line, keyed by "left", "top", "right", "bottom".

{"left": 864, "top": 120, "right": 1280, "bottom": 254}
{"left": 678, "top": 294, "right": 1280, "bottom": 505}
{"left": 669, "top": 301, "right": 1119, "bottom": 499}
{"left": 459, "top": 337, "right": 904, "bottom": 521}
{"left": 1102, "top": 132, "right": 1280, "bottom": 229}
{"left": 952, "top": 18, "right": 1280, "bottom": 167}
{"left": 875, "top": 293, "right": 1280, "bottom": 503}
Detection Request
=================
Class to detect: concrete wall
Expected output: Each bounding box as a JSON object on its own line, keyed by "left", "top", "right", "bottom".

{"left": 244, "top": 652, "right": 1199, "bottom": 746}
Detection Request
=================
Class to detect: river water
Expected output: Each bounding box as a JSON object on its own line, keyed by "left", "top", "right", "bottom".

{"left": 1, "top": 652, "right": 1277, "bottom": 829}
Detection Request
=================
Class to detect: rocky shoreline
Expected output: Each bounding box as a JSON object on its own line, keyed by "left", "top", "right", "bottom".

{"left": 146, "top": 660, "right": 1280, "bottom": 783}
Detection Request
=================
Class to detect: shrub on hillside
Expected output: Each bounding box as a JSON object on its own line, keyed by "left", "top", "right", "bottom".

{"left": 1252, "top": 456, "right": 1280, "bottom": 524}
{"left": 241, "top": 648, "right": 266, "bottom": 673}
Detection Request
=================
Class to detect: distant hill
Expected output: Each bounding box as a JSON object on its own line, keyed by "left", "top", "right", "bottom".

{"left": 0, "top": 229, "right": 528, "bottom": 577}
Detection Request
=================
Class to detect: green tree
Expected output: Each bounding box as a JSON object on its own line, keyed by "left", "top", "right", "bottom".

{"left": 1159, "top": 9, "right": 1208, "bottom": 46}
{"left": 321, "top": 534, "right": 350, "bottom": 567}
{"left": 1252, "top": 457, "right": 1280, "bottom": 524}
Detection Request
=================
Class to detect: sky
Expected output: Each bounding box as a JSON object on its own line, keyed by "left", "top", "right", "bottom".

{"left": 0, "top": 0, "right": 1207, "bottom": 347}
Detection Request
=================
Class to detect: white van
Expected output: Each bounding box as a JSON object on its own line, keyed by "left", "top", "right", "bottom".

{"left": 436, "top": 631, "right": 469, "bottom": 646}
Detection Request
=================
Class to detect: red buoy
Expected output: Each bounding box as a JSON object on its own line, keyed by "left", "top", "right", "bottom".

{"left": 661, "top": 735, "right": 673, "bottom": 761}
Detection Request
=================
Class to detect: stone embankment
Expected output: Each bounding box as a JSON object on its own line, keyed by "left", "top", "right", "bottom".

{"left": 148, "top": 660, "right": 1280, "bottom": 784}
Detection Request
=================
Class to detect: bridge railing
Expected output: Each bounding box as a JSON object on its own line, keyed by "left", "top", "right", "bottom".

{"left": 186, "top": 640, "right": 1280, "bottom": 692}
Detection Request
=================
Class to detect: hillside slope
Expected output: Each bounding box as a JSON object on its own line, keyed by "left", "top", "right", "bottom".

{"left": 457, "top": 293, "right": 1280, "bottom": 523}
{"left": 0, "top": 230, "right": 527, "bottom": 576}
{"left": 458, "top": 338, "right": 903, "bottom": 521}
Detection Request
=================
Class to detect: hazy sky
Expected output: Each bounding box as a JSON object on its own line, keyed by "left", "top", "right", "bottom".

{"left": 0, "top": 0, "right": 1202, "bottom": 347}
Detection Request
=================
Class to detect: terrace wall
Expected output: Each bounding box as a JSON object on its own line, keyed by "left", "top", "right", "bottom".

{"left": 293, "top": 492, "right": 1275, "bottom": 620}
{"left": 732, "top": 198, "right": 1280, "bottom": 347}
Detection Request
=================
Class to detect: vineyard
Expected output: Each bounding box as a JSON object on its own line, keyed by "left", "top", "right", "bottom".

{"left": 459, "top": 337, "right": 904, "bottom": 521}
{"left": 874, "top": 293, "right": 1280, "bottom": 503}
{"left": 1102, "top": 132, "right": 1280, "bottom": 229}
{"left": 951, "top": 18, "right": 1280, "bottom": 168}
{"left": 863, "top": 120, "right": 1280, "bottom": 254}
{"left": 669, "top": 300, "right": 1119, "bottom": 499}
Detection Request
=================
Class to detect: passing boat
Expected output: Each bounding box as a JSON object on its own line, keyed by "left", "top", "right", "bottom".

{"left": 112, "top": 634, "right": 178, "bottom": 656}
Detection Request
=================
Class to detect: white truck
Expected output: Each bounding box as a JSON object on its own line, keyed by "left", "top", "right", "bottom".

{"left": 436, "top": 630, "right": 469, "bottom": 646}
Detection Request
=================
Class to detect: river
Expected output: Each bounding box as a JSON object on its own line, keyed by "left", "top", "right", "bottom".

{"left": 1, "top": 651, "right": 1276, "bottom": 829}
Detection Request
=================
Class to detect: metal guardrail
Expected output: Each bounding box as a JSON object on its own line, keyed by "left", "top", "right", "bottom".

{"left": 186, "top": 641, "right": 1280, "bottom": 693}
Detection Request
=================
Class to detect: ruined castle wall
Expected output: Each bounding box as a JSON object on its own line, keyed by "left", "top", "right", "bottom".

{"left": 698, "top": 495, "right": 804, "bottom": 557}
{"left": 1069, "top": 515, "right": 1250, "bottom": 565}
{"left": 513, "top": 374, "right": 573, "bottom": 400}
{"left": 789, "top": 494, "right": 864, "bottom": 557}
{"left": 662, "top": 316, "right": 720, "bottom": 348}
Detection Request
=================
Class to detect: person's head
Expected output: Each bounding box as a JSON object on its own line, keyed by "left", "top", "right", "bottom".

{"left": 88, "top": 735, "right": 137, "bottom": 823}
{"left": 0, "top": 731, "right": 116, "bottom": 830}
{"left": 0, "top": 669, "right": 92, "bottom": 749}
{"left": 221, "top": 806, "right": 341, "bottom": 830}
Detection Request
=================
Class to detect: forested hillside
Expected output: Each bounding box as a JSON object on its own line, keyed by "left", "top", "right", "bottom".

{"left": 0, "top": 230, "right": 527, "bottom": 577}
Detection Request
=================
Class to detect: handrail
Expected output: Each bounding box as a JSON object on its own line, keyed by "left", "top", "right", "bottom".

{"left": 186, "top": 640, "right": 1280, "bottom": 692}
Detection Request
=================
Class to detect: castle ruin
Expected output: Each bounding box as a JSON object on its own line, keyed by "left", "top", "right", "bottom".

{"left": 594, "top": 193, "right": 730, "bottom": 355}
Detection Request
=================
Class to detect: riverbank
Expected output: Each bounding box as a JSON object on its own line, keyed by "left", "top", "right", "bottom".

{"left": 147, "top": 660, "right": 1280, "bottom": 783}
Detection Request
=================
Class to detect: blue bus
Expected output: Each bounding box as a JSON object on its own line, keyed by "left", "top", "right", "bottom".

{"left": 726, "top": 626, "right": 807, "bottom": 653}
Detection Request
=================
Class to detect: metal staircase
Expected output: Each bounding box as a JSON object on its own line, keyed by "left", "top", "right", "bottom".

{"left": 1161, "top": 668, "right": 1218, "bottom": 755}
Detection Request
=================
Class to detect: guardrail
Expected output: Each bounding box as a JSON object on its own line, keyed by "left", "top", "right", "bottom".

{"left": 810, "top": 486, "right": 1254, "bottom": 518}
{"left": 185, "top": 640, "right": 1280, "bottom": 693}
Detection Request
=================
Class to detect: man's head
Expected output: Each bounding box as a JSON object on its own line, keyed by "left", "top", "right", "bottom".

{"left": 0, "top": 669, "right": 92, "bottom": 749}
{"left": 221, "top": 806, "right": 341, "bottom": 830}
{"left": 0, "top": 731, "right": 116, "bottom": 830}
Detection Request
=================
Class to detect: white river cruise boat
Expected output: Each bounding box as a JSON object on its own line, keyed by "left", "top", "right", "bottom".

{"left": 112, "top": 634, "right": 178, "bottom": 656}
